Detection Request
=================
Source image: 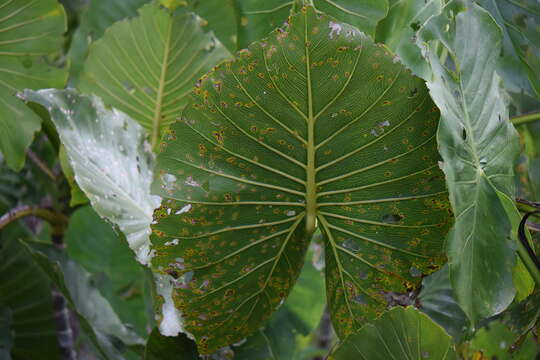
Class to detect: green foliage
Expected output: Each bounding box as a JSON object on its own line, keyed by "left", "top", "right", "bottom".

{"left": 418, "top": 1, "right": 521, "bottom": 323}
{"left": 78, "top": 2, "right": 231, "bottom": 148}
{"left": 151, "top": 5, "right": 451, "bottom": 353}
{"left": 22, "top": 89, "right": 160, "bottom": 264}
{"left": 0, "top": 0, "right": 67, "bottom": 170}
{"left": 234, "top": 0, "right": 389, "bottom": 49}
{"left": 3, "top": 0, "right": 540, "bottom": 358}
{"left": 328, "top": 307, "right": 457, "bottom": 359}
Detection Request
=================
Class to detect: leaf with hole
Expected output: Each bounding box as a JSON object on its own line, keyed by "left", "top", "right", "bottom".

{"left": 151, "top": 6, "right": 451, "bottom": 353}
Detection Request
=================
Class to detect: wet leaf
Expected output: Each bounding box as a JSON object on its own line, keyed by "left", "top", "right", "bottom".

{"left": 375, "top": 0, "right": 442, "bottom": 79}
{"left": 418, "top": 1, "right": 520, "bottom": 323}
{"left": 151, "top": 6, "right": 451, "bottom": 353}
{"left": 79, "top": 2, "right": 231, "bottom": 148}
{"left": 22, "top": 89, "right": 161, "bottom": 264}
{"left": 0, "top": 0, "right": 67, "bottom": 170}
{"left": 328, "top": 306, "right": 457, "bottom": 359}
{"left": 233, "top": 0, "right": 389, "bottom": 49}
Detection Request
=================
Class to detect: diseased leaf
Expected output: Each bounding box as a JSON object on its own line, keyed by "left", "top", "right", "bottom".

{"left": 0, "top": 231, "right": 60, "bottom": 360}
{"left": 151, "top": 6, "right": 451, "bottom": 353}
{"left": 233, "top": 0, "right": 389, "bottom": 49}
{"left": 79, "top": 2, "right": 231, "bottom": 148}
{"left": 418, "top": 1, "right": 520, "bottom": 323}
{"left": 477, "top": 0, "right": 540, "bottom": 99}
{"left": 234, "top": 249, "right": 326, "bottom": 360}
{"left": 144, "top": 329, "right": 198, "bottom": 360}
{"left": 22, "top": 89, "right": 160, "bottom": 264}
{"left": 0, "top": 0, "right": 67, "bottom": 170}
{"left": 417, "top": 265, "right": 469, "bottom": 341}
{"left": 68, "top": 0, "right": 151, "bottom": 85}
{"left": 26, "top": 241, "right": 144, "bottom": 360}
{"left": 375, "top": 0, "right": 442, "bottom": 79}
{"left": 328, "top": 306, "right": 457, "bottom": 359}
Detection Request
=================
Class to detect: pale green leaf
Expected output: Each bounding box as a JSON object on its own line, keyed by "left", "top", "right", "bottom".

{"left": 233, "top": 0, "right": 389, "bottom": 49}
{"left": 0, "top": 0, "right": 67, "bottom": 170}
{"left": 418, "top": 1, "right": 520, "bottom": 323}
{"left": 79, "top": 2, "right": 231, "bottom": 148}
{"left": 151, "top": 6, "right": 451, "bottom": 353}
{"left": 22, "top": 89, "right": 160, "bottom": 264}
{"left": 328, "top": 306, "right": 457, "bottom": 360}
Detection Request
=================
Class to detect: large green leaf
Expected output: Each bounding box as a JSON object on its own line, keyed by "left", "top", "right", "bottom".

{"left": 79, "top": 2, "right": 231, "bottom": 148}
{"left": 151, "top": 6, "right": 451, "bottom": 353}
{"left": 477, "top": 0, "right": 540, "bottom": 99}
{"left": 375, "top": 0, "right": 442, "bottom": 79}
{"left": 418, "top": 1, "right": 520, "bottom": 323}
{"left": 22, "top": 89, "right": 160, "bottom": 264}
{"left": 68, "top": 0, "right": 151, "bottom": 85}
{"left": 0, "top": 0, "right": 66, "bottom": 170}
{"left": 144, "top": 329, "right": 198, "bottom": 360}
{"left": 0, "top": 231, "right": 60, "bottom": 360}
{"left": 328, "top": 306, "right": 457, "bottom": 359}
{"left": 65, "top": 206, "right": 152, "bottom": 337}
{"left": 233, "top": 0, "right": 389, "bottom": 49}
{"left": 469, "top": 321, "right": 538, "bottom": 359}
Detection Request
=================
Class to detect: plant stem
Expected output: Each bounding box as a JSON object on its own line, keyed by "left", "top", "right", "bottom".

{"left": 517, "top": 240, "right": 540, "bottom": 286}
{"left": 0, "top": 205, "right": 68, "bottom": 235}
{"left": 511, "top": 111, "right": 540, "bottom": 126}
{"left": 27, "top": 150, "right": 57, "bottom": 181}
{"left": 518, "top": 211, "right": 540, "bottom": 286}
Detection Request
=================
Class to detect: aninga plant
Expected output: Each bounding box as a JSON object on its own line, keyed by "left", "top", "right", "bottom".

{"left": 2, "top": 0, "right": 540, "bottom": 358}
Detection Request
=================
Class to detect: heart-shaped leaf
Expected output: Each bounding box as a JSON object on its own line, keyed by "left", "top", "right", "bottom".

{"left": 79, "top": 2, "right": 231, "bottom": 148}
{"left": 151, "top": 6, "right": 451, "bottom": 353}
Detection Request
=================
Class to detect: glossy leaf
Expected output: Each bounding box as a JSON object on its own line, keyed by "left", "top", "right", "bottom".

{"left": 477, "top": 0, "right": 540, "bottom": 99}
{"left": 22, "top": 89, "right": 161, "bottom": 264}
{"left": 0, "top": 232, "right": 60, "bottom": 360}
{"left": 26, "top": 241, "right": 144, "bottom": 360}
{"left": 151, "top": 6, "right": 451, "bottom": 353}
{"left": 68, "top": 0, "right": 151, "bottom": 85}
{"left": 418, "top": 1, "right": 520, "bottom": 323}
{"left": 233, "top": 0, "right": 389, "bottom": 49}
{"left": 144, "top": 329, "right": 198, "bottom": 360}
{"left": 65, "top": 206, "right": 152, "bottom": 336}
{"left": 0, "top": 0, "right": 67, "bottom": 170}
{"left": 79, "top": 2, "right": 231, "bottom": 148}
{"left": 417, "top": 266, "right": 469, "bottom": 341}
{"left": 328, "top": 306, "right": 457, "bottom": 359}
{"left": 375, "top": 0, "right": 442, "bottom": 79}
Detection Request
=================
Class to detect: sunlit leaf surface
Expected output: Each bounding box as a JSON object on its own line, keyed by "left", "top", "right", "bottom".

{"left": 151, "top": 6, "right": 451, "bottom": 353}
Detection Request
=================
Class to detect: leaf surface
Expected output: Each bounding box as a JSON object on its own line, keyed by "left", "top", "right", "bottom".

{"left": 233, "top": 0, "right": 388, "bottom": 49}
{"left": 79, "top": 3, "right": 231, "bottom": 148}
{"left": 418, "top": 1, "right": 520, "bottom": 323}
{"left": 328, "top": 306, "right": 457, "bottom": 360}
{"left": 151, "top": 6, "right": 451, "bottom": 353}
{"left": 23, "top": 89, "right": 160, "bottom": 264}
{"left": 0, "top": 0, "right": 66, "bottom": 170}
